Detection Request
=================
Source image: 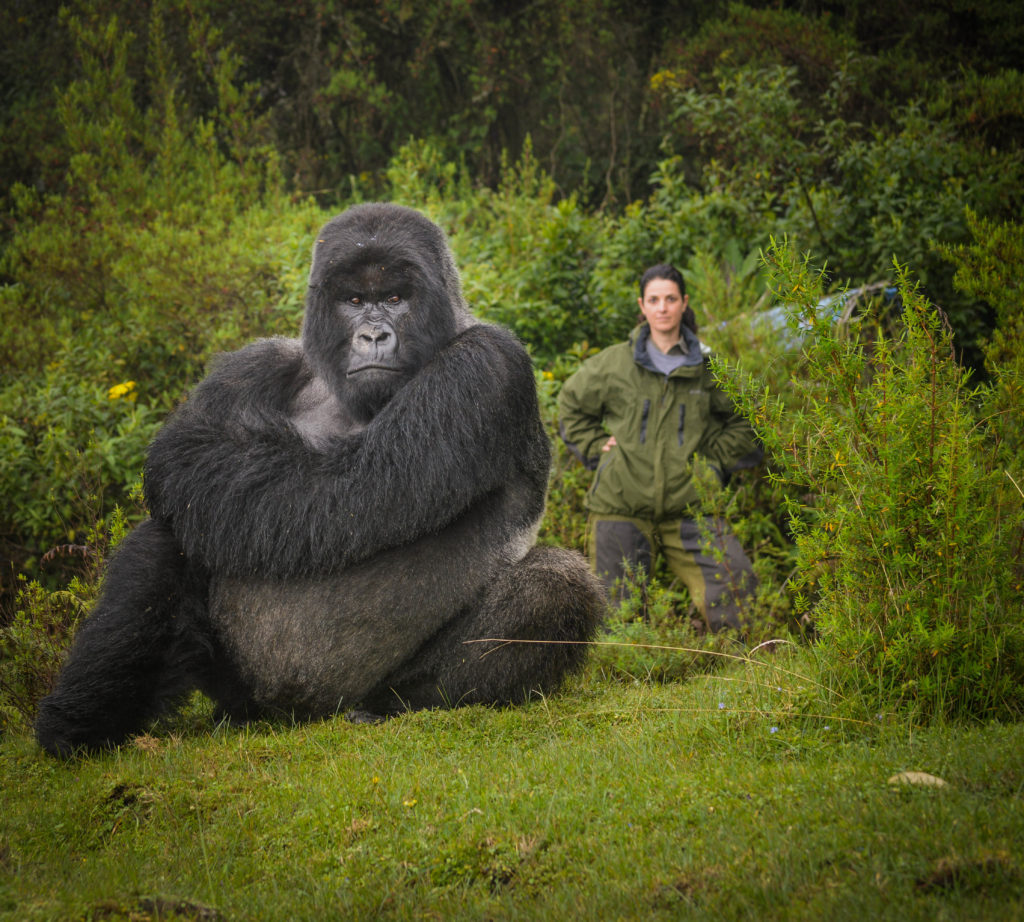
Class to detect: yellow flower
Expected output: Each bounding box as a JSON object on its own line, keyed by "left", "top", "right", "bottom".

{"left": 108, "top": 381, "right": 136, "bottom": 400}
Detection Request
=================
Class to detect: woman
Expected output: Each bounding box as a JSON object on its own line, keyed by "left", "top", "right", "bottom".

{"left": 557, "top": 264, "right": 762, "bottom": 631}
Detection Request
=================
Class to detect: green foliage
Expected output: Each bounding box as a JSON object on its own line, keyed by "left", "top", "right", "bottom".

{"left": 0, "top": 581, "right": 87, "bottom": 735}
{"left": 0, "top": 8, "right": 325, "bottom": 584}
{"left": 0, "top": 373, "right": 157, "bottom": 569}
{"left": 534, "top": 361, "right": 593, "bottom": 554}
{"left": 482, "top": 191, "right": 602, "bottom": 361}
{"left": 645, "top": 21, "right": 1024, "bottom": 368}
{"left": 1, "top": 6, "right": 297, "bottom": 386}
{"left": 588, "top": 566, "right": 710, "bottom": 684}
{"left": 385, "top": 140, "right": 608, "bottom": 363}
{"left": 939, "top": 212, "right": 1024, "bottom": 469}
{"left": 169, "top": 0, "right": 667, "bottom": 202}
{"left": 589, "top": 156, "right": 780, "bottom": 344}
{"left": 657, "top": 4, "right": 857, "bottom": 102}
{"left": 0, "top": 509, "right": 127, "bottom": 733}
{"left": 722, "top": 240, "right": 1024, "bottom": 722}
{"left": 6, "top": 1, "right": 1024, "bottom": 212}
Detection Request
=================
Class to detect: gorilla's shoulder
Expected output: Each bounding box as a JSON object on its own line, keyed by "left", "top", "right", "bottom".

{"left": 451, "top": 321, "right": 533, "bottom": 375}
{"left": 205, "top": 337, "right": 305, "bottom": 375}
{"left": 192, "top": 337, "right": 311, "bottom": 410}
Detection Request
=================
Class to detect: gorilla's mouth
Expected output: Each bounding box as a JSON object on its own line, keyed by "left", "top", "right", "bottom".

{"left": 346, "top": 363, "right": 401, "bottom": 376}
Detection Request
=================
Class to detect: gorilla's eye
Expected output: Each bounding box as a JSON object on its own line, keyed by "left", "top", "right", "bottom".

{"left": 387, "top": 295, "right": 402, "bottom": 304}
{"left": 348, "top": 296, "right": 362, "bottom": 305}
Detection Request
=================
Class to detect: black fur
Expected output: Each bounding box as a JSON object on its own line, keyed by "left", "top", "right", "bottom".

{"left": 35, "top": 203, "right": 605, "bottom": 756}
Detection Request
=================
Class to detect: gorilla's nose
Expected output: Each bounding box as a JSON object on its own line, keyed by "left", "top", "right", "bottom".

{"left": 352, "top": 322, "right": 397, "bottom": 365}
{"left": 358, "top": 324, "right": 391, "bottom": 345}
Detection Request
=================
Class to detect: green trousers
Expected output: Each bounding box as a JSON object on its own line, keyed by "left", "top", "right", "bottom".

{"left": 588, "top": 514, "right": 757, "bottom": 632}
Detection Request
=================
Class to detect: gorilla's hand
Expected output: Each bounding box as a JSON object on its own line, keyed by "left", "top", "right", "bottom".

{"left": 145, "top": 324, "right": 548, "bottom": 579}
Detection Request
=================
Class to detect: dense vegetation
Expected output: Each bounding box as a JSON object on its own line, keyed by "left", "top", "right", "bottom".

{"left": 2, "top": 0, "right": 1023, "bottom": 751}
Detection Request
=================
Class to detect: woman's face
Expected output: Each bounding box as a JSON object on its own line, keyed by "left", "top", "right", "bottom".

{"left": 638, "top": 277, "right": 688, "bottom": 341}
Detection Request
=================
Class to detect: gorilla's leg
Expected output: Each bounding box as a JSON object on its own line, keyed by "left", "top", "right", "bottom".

{"left": 34, "top": 518, "right": 211, "bottom": 757}
{"left": 361, "top": 547, "right": 606, "bottom": 714}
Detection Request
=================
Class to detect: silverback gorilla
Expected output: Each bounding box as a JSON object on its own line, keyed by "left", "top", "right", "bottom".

{"left": 35, "top": 203, "right": 605, "bottom": 756}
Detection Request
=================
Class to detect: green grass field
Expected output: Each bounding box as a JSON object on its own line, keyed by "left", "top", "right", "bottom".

{"left": 2, "top": 649, "right": 1022, "bottom": 921}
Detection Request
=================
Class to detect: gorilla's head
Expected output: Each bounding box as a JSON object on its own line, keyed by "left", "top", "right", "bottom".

{"left": 303, "top": 204, "right": 474, "bottom": 421}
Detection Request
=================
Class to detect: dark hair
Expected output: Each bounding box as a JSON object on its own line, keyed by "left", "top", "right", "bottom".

{"left": 639, "top": 263, "right": 686, "bottom": 299}
{"left": 638, "top": 263, "right": 698, "bottom": 334}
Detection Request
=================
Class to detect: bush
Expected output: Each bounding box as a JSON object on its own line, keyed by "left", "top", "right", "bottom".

{"left": 722, "top": 240, "right": 1024, "bottom": 722}
{"left": 387, "top": 140, "right": 607, "bottom": 364}
{"left": 0, "top": 373, "right": 157, "bottom": 574}
{"left": 939, "top": 211, "right": 1024, "bottom": 471}
{"left": 0, "top": 509, "right": 129, "bottom": 734}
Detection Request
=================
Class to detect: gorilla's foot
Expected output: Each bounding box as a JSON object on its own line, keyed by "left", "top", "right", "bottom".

{"left": 344, "top": 708, "right": 388, "bottom": 725}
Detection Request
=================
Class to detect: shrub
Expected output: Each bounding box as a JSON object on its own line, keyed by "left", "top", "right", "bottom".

{"left": 0, "top": 509, "right": 129, "bottom": 733}
{"left": 721, "top": 239, "right": 1024, "bottom": 722}
{"left": 0, "top": 373, "right": 157, "bottom": 575}
{"left": 939, "top": 211, "right": 1024, "bottom": 471}
{"left": 387, "top": 140, "right": 607, "bottom": 364}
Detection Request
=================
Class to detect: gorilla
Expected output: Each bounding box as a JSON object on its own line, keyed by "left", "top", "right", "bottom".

{"left": 35, "top": 203, "right": 605, "bottom": 757}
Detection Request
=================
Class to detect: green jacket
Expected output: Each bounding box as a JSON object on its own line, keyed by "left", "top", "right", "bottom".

{"left": 557, "top": 323, "right": 762, "bottom": 519}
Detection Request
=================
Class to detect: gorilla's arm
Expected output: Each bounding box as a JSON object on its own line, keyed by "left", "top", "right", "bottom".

{"left": 145, "top": 324, "right": 548, "bottom": 578}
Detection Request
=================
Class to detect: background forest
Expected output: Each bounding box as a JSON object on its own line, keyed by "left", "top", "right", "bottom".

{"left": 2, "top": 0, "right": 1024, "bottom": 725}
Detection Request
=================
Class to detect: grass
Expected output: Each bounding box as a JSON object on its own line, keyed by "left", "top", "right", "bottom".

{"left": 1, "top": 647, "right": 1023, "bottom": 921}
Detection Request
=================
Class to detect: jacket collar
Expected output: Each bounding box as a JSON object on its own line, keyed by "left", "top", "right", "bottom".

{"left": 630, "top": 323, "right": 705, "bottom": 374}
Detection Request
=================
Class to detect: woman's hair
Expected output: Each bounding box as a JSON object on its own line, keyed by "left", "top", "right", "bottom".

{"left": 638, "top": 263, "right": 698, "bottom": 334}
{"left": 639, "top": 263, "right": 686, "bottom": 298}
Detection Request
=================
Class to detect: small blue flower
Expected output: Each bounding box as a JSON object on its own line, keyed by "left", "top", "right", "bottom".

{"left": 823, "top": 725, "right": 830, "bottom": 731}
{"left": 718, "top": 702, "right": 725, "bottom": 709}
{"left": 769, "top": 726, "right": 778, "bottom": 734}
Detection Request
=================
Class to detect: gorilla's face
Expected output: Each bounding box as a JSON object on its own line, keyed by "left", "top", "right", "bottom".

{"left": 330, "top": 258, "right": 424, "bottom": 419}
{"left": 302, "top": 205, "right": 464, "bottom": 422}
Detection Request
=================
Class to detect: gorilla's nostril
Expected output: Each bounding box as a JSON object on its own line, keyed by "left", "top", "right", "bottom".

{"left": 359, "top": 327, "right": 391, "bottom": 344}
